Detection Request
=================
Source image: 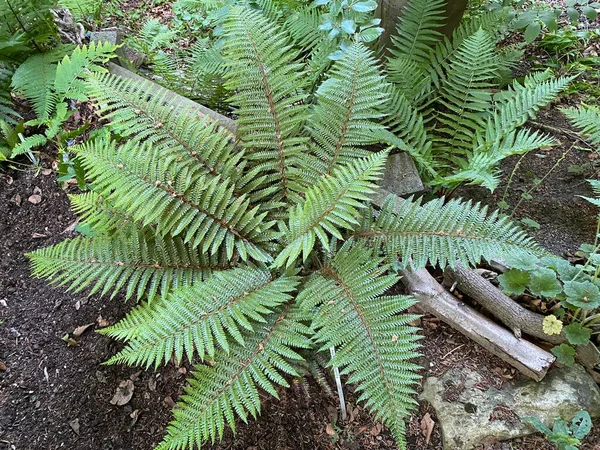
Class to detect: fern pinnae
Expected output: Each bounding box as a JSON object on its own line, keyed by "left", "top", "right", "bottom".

{"left": 274, "top": 151, "right": 387, "bottom": 268}
{"left": 27, "top": 227, "right": 229, "bottom": 303}
{"left": 156, "top": 304, "right": 312, "bottom": 450}
{"left": 223, "top": 7, "right": 313, "bottom": 204}
{"left": 77, "top": 138, "right": 275, "bottom": 262}
{"left": 308, "top": 42, "right": 388, "bottom": 173}
{"left": 352, "top": 196, "right": 546, "bottom": 268}
{"left": 298, "top": 243, "right": 421, "bottom": 448}
{"left": 103, "top": 267, "right": 300, "bottom": 368}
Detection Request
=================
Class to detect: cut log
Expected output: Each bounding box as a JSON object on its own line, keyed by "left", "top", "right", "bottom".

{"left": 444, "top": 263, "right": 600, "bottom": 371}
{"left": 400, "top": 267, "right": 555, "bottom": 381}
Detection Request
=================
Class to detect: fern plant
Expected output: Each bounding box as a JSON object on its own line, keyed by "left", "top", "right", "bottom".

{"left": 9, "top": 41, "right": 117, "bottom": 158}
{"left": 380, "top": 0, "right": 572, "bottom": 193}
{"left": 29, "top": 6, "right": 545, "bottom": 449}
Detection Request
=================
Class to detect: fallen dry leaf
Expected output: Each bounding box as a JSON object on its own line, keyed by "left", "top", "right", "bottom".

{"left": 420, "top": 412, "right": 435, "bottom": 444}
{"left": 32, "top": 233, "right": 47, "bottom": 239}
{"left": 28, "top": 194, "right": 42, "bottom": 204}
{"left": 42, "top": 169, "right": 52, "bottom": 175}
{"left": 0, "top": 299, "right": 7, "bottom": 307}
{"left": 148, "top": 377, "right": 157, "bottom": 391}
{"left": 325, "top": 423, "right": 336, "bottom": 436}
{"left": 75, "top": 300, "right": 81, "bottom": 310}
{"left": 370, "top": 423, "right": 382, "bottom": 436}
{"left": 129, "top": 409, "right": 141, "bottom": 430}
{"left": 96, "top": 315, "right": 110, "bottom": 327}
{"left": 96, "top": 370, "right": 107, "bottom": 384}
{"left": 14, "top": 194, "right": 21, "bottom": 206}
{"left": 163, "top": 396, "right": 176, "bottom": 408}
{"left": 0, "top": 361, "right": 6, "bottom": 372}
{"left": 33, "top": 186, "right": 42, "bottom": 195}
{"left": 5, "top": 176, "right": 13, "bottom": 185}
{"left": 110, "top": 379, "right": 135, "bottom": 406}
{"left": 72, "top": 323, "right": 94, "bottom": 337}
{"left": 130, "top": 370, "right": 142, "bottom": 382}
{"left": 62, "top": 220, "right": 78, "bottom": 234}
{"left": 69, "top": 418, "right": 80, "bottom": 435}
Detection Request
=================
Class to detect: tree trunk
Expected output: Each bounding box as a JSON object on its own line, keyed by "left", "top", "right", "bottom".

{"left": 377, "top": 0, "right": 469, "bottom": 54}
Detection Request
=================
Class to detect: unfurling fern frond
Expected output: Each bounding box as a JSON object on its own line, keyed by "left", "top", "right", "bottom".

{"left": 308, "top": 43, "right": 388, "bottom": 172}
{"left": 104, "top": 267, "right": 300, "bottom": 367}
{"left": 223, "top": 7, "right": 315, "bottom": 203}
{"left": 353, "top": 196, "right": 545, "bottom": 268}
{"left": 156, "top": 305, "right": 312, "bottom": 450}
{"left": 298, "top": 243, "right": 421, "bottom": 447}
{"left": 275, "top": 151, "right": 386, "bottom": 268}
{"left": 28, "top": 227, "right": 230, "bottom": 303}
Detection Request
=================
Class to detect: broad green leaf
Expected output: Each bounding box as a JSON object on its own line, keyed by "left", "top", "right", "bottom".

{"left": 529, "top": 268, "right": 562, "bottom": 298}
{"left": 498, "top": 269, "right": 530, "bottom": 295}
{"left": 351, "top": 1, "right": 377, "bottom": 12}
{"left": 564, "top": 280, "right": 600, "bottom": 310}
{"left": 524, "top": 21, "right": 542, "bottom": 43}
{"left": 551, "top": 343, "right": 576, "bottom": 366}
{"left": 563, "top": 323, "right": 591, "bottom": 345}
{"left": 572, "top": 410, "right": 592, "bottom": 439}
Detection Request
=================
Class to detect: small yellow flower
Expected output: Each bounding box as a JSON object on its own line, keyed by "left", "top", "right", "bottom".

{"left": 543, "top": 315, "right": 563, "bottom": 336}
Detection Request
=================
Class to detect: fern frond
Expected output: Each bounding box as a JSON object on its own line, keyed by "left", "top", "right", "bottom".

{"left": 308, "top": 42, "right": 388, "bottom": 172}
{"left": 223, "top": 7, "right": 314, "bottom": 203}
{"left": 104, "top": 267, "right": 300, "bottom": 367}
{"left": 156, "top": 305, "right": 312, "bottom": 450}
{"left": 27, "top": 227, "right": 230, "bottom": 303}
{"left": 388, "top": 0, "right": 446, "bottom": 65}
{"left": 284, "top": 6, "right": 325, "bottom": 52}
{"left": 10, "top": 52, "right": 61, "bottom": 120}
{"left": 11, "top": 133, "right": 47, "bottom": 157}
{"left": 563, "top": 104, "right": 600, "bottom": 147}
{"left": 54, "top": 41, "right": 117, "bottom": 99}
{"left": 298, "top": 243, "right": 421, "bottom": 448}
{"left": 435, "top": 29, "right": 500, "bottom": 154}
{"left": 274, "top": 152, "right": 387, "bottom": 268}
{"left": 352, "top": 196, "right": 545, "bottom": 268}
{"left": 69, "top": 191, "right": 138, "bottom": 233}
{"left": 84, "top": 72, "right": 246, "bottom": 188}
{"left": 377, "top": 85, "right": 435, "bottom": 178}
{"left": 77, "top": 138, "right": 276, "bottom": 262}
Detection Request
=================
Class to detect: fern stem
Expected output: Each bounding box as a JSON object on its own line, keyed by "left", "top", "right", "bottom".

{"left": 329, "top": 346, "right": 347, "bottom": 422}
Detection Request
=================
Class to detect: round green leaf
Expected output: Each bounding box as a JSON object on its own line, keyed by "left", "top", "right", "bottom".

{"left": 564, "top": 280, "right": 600, "bottom": 310}
{"left": 567, "top": 7, "right": 580, "bottom": 22}
{"left": 351, "top": 0, "right": 377, "bottom": 12}
{"left": 498, "top": 269, "right": 531, "bottom": 296}
{"left": 524, "top": 21, "right": 542, "bottom": 43}
{"left": 563, "top": 323, "right": 592, "bottom": 345}
{"left": 583, "top": 6, "right": 598, "bottom": 20}
{"left": 529, "top": 267, "right": 562, "bottom": 298}
{"left": 341, "top": 19, "right": 356, "bottom": 34}
{"left": 551, "top": 343, "right": 576, "bottom": 366}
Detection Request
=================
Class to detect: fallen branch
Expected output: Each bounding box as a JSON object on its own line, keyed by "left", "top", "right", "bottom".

{"left": 400, "top": 267, "right": 555, "bottom": 381}
{"left": 444, "top": 263, "right": 600, "bottom": 371}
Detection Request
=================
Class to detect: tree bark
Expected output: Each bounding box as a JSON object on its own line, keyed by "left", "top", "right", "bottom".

{"left": 377, "top": 0, "right": 469, "bottom": 54}
{"left": 444, "top": 263, "right": 600, "bottom": 371}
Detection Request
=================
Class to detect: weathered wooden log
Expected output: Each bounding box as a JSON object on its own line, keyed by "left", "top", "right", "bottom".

{"left": 444, "top": 263, "right": 600, "bottom": 371}
{"left": 400, "top": 267, "right": 556, "bottom": 381}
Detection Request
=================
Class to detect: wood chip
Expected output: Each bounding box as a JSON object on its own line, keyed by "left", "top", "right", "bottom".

{"left": 0, "top": 361, "right": 6, "bottom": 372}
{"left": 96, "top": 315, "right": 110, "bottom": 327}
{"left": 14, "top": 194, "right": 21, "bottom": 206}
{"left": 42, "top": 169, "right": 52, "bottom": 175}
{"left": 69, "top": 418, "right": 80, "bottom": 435}
{"left": 5, "top": 175, "right": 13, "bottom": 185}
{"left": 72, "top": 323, "right": 94, "bottom": 337}
{"left": 28, "top": 194, "right": 42, "bottom": 204}
{"left": 325, "top": 423, "right": 336, "bottom": 436}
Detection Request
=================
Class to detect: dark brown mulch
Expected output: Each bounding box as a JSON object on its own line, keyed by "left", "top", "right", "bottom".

{"left": 0, "top": 168, "right": 442, "bottom": 450}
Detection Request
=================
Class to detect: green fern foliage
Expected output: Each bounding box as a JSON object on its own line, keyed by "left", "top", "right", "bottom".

{"left": 353, "top": 196, "right": 545, "bottom": 268}
{"left": 298, "top": 244, "right": 421, "bottom": 446}
{"left": 27, "top": 6, "right": 550, "bottom": 450}
{"left": 29, "top": 227, "right": 230, "bottom": 303}
{"left": 383, "top": 0, "right": 570, "bottom": 191}
{"left": 156, "top": 305, "right": 312, "bottom": 450}
{"left": 563, "top": 104, "right": 600, "bottom": 147}
{"left": 307, "top": 43, "right": 388, "bottom": 172}
{"left": 103, "top": 267, "right": 300, "bottom": 367}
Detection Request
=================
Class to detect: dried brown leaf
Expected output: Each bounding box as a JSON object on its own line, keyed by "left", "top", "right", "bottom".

{"left": 28, "top": 194, "right": 42, "bottom": 204}
{"left": 110, "top": 379, "right": 135, "bottom": 406}
{"left": 72, "top": 323, "right": 94, "bottom": 337}
{"left": 420, "top": 412, "right": 435, "bottom": 444}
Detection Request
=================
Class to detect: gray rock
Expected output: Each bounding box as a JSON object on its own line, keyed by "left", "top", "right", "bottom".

{"left": 89, "top": 30, "right": 144, "bottom": 68}
{"left": 372, "top": 152, "right": 425, "bottom": 208}
{"left": 420, "top": 364, "right": 600, "bottom": 450}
